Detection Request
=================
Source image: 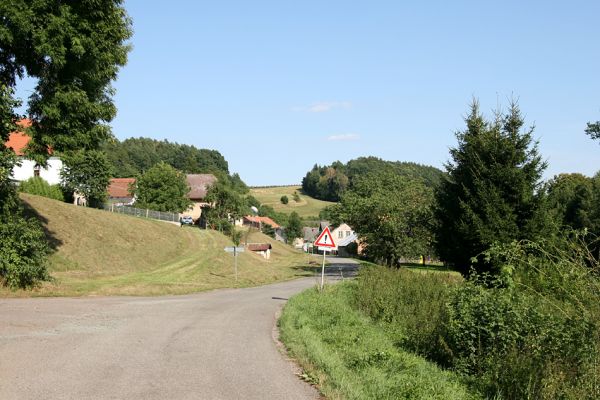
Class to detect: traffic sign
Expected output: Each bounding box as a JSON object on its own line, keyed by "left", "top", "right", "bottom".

{"left": 224, "top": 246, "right": 245, "bottom": 253}
{"left": 314, "top": 226, "right": 336, "bottom": 248}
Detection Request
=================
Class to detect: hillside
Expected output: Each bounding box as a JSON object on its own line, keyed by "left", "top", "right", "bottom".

{"left": 250, "top": 185, "right": 335, "bottom": 219}
{"left": 1, "top": 194, "right": 313, "bottom": 297}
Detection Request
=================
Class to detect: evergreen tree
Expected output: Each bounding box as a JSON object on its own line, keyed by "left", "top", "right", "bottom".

{"left": 286, "top": 212, "right": 303, "bottom": 244}
{"left": 434, "top": 100, "right": 547, "bottom": 274}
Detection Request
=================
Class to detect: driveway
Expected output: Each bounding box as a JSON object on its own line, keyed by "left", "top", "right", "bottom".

{"left": 0, "top": 257, "right": 359, "bottom": 400}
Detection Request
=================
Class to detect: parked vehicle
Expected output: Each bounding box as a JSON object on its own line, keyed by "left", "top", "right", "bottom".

{"left": 180, "top": 216, "right": 194, "bottom": 226}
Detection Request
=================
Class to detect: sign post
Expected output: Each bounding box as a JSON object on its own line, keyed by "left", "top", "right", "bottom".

{"left": 224, "top": 246, "right": 245, "bottom": 281}
{"left": 314, "top": 226, "right": 336, "bottom": 291}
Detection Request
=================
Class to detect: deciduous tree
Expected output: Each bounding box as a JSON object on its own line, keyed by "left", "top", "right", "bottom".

{"left": 134, "top": 162, "right": 191, "bottom": 213}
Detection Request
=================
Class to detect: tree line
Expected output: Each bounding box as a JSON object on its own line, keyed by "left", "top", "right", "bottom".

{"left": 302, "top": 157, "right": 443, "bottom": 202}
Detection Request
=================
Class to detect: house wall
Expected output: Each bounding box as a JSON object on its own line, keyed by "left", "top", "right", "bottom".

{"left": 331, "top": 223, "right": 354, "bottom": 247}
{"left": 11, "top": 157, "right": 63, "bottom": 185}
{"left": 181, "top": 201, "right": 209, "bottom": 221}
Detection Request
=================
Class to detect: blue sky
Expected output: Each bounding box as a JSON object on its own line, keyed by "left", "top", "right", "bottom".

{"left": 17, "top": 1, "right": 600, "bottom": 185}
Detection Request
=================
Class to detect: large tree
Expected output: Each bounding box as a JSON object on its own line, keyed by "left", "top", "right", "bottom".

{"left": 333, "top": 171, "right": 434, "bottom": 266}
{"left": 134, "top": 162, "right": 191, "bottom": 213}
{"left": 434, "top": 100, "right": 547, "bottom": 274}
{"left": 61, "top": 150, "right": 112, "bottom": 208}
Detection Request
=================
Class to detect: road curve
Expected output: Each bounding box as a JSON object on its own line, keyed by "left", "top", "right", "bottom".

{"left": 0, "top": 257, "right": 359, "bottom": 400}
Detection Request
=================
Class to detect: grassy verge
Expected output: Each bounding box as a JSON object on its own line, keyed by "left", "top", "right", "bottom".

{"left": 0, "top": 194, "right": 315, "bottom": 297}
{"left": 279, "top": 282, "right": 479, "bottom": 400}
{"left": 250, "top": 185, "right": 334, "bottom": 219}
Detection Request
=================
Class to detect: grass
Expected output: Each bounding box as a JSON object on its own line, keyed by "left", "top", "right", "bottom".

{"left": 249, "top": 185, "right": 335, "bottom": 220}
{"left": 0, "top": 194, "right": 317, "bottom": 297}
{"left": 279, "top": 282, "right": 479, "bottom": 400}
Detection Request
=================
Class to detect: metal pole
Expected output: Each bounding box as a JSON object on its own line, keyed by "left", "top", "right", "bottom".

{"left": 234, "top": 247, "right": 238, "bottom": 282}
{"left": 320, "top": 250, "right": 326, "bottom": 291}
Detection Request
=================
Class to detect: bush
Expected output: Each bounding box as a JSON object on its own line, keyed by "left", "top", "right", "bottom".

{"left": 280, "top": 195, "right": 289, "bottom": 204}
{"left": 0, "top": 214, "right": 50, "bottom": 288}
{"left": 19, "top": 177, "right": 65, "bottom": 201}
{"left": 443, "top": 236, "right": 600, "bottom": 399}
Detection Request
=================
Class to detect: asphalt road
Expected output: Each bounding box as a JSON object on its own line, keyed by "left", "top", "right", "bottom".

{"left": 0, "top": 257, "right": 359, "bottom": 400}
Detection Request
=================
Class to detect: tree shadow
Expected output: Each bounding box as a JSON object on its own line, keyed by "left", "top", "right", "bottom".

{"left": 291, "top": 262, "right": 360, "bottom": 278}
{"left": 20, "top": 197, "right": 63, "bottom": 251}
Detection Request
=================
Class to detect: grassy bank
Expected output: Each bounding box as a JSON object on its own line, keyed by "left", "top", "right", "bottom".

{"left": 250, "top": 185, "right": 334, "bottom": 219}
{"left": 1, "top": 194, "right": 314, "bottom": 297}
{"left": 279, "top": 282, "right": 478, "bottom": 400}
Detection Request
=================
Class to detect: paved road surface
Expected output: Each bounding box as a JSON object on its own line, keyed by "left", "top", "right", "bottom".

{"left": 0, "top": 257, "right": 359, "bottom": 400}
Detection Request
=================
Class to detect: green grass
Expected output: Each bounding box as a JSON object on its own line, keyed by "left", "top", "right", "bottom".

{"left": 279, "top": 282, "right": 479, "bottom": 400}
{"left": 0, "top": 194, "right": 317, "bottom": 297}
{"left": 250, "top": 185, "right": 335, "bottom": 220}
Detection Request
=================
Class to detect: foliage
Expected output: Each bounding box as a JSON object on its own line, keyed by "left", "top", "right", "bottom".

{"left": 0, "top": 0, "right": 132, "bottom": 156}
{"left": 204, "top": 178, "right": 248, "bottom": 232}
{"left": 134, "top": 162, "right": 192, "bottom": 213}
{"left": 292, "top": 191, "right": 301, "bottom": 202}
{"left": 434, "top": 100, "right": 547, "bottom": 274}
{"left": 302, "top": 157, "right": 443, "bottom": 202}
{"left": 103, "top": 137, "right": 230, "bottom": 178}
{"left": 353, "top": 265, "right": 461, "bottom": 361}
{"left": 0, "top": 213, "right": 49, "bottom": 289}
{"left": 280, "top": 195, "right": 289, "bottom": 204}
{"left": 19, "top": 177, "right": 64, "bottom": 201}
{"left": 585, "top": 120, "right": 600, "bottom": 141}
{"left": 61, "top": 150, "right": 112, "bottom": 208}
{"left": 0, "top": 86, "right": 20, "bottom": 214}
{"left": 286, "top": 211, "right": 302, "bottom": 243}
{"left": 333, "top": 171, "right": 434, "bottom": 266}
{"left": 279, "top": 283, "right": 478, "bottom": 400}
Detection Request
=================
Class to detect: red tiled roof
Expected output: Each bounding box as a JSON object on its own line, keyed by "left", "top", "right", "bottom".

{"left": 246, "top": 243, "right": 272, "bottom": 251}
{"left": 108, "top": 178, "right": 136, "bottom": 198}
{"left": 243, "top": 215, "right": 281, "bottom": 229}
{"left": 5, "top": 120, "right": 32, "bottom": 156}
{"left": 186, "top": 174, "right": 217, "bottom": 200}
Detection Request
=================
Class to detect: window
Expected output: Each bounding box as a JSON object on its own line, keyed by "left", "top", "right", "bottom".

{"left": 33, "top": 164, "right": 41, "bottom": 177}
{"left": 346, "top": 231, "right": 351, "bottom": 237}
{"left": 338, "top": 231, "right": 343, "bottom": 239}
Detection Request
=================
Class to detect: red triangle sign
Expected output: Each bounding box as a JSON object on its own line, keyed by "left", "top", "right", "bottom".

{"left": 315, "top": 226, "right": 336, "bottom": 248}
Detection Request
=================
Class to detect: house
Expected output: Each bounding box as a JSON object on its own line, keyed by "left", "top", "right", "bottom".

{"left": 246, "top": 243, "right": 272, "bottom": 259}
{"left": 317, "top": 221, "right": 358, "bottom": 255}
{"left": 242, "top": 215, "right": 285, "bottom": 242}
{"left": 293, "top": 226, "right": 319, "bottom": 250}
{"left": 4, "top": 119, "right": 63, "bottom": 185}
{"left": 181, "top": 174, "right": 217, "bottom": 221}
{"left": 107, "top": 178, "right": 136, "bottom": 205}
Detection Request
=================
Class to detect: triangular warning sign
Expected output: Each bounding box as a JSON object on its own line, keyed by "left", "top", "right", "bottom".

{"left": 315, "top": 226, "right": 336, "bottom": 248}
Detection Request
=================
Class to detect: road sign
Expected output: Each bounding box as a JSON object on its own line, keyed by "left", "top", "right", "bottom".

{"left": 314, "top": 226, "right": 336, "bottom": 248}
{"left": 224, "top": 247, "right": 245, "bottom": 253}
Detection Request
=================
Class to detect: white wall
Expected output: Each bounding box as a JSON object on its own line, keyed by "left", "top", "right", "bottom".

{"left": 11, "top": 157, "right": 63, "bottom": 185}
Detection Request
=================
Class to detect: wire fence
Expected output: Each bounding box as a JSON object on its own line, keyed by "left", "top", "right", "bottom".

{"left": 103, "top": 203, "right": 180, "bottom": 223}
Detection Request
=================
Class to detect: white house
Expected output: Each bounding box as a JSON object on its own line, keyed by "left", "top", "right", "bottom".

{"left": 5, "top": 119, "right": 63, "bottom": 185}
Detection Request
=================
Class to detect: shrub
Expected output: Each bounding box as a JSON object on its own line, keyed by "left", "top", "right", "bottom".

{"left": 19, "top": 177, "right": 65, "bottom": 201}
{"left": 293, "top": 191, "right": 301, "bottom": 202}
{"left": 280, "top": 195, "right": 289, "bottom": 204}
{"left": 0, "top": 214, "right": 49, "bottom": 288}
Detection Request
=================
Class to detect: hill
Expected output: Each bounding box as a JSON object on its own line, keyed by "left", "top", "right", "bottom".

{"left": 1, "top": 194, "right": 313, "bottom": 297}
{"left": 249, "top": 185, "right": 335, "bottom": 220}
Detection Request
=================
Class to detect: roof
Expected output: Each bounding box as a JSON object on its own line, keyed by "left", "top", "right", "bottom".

{"left": 186, "top": 174, "right": 217, "bottom": 200}
{"left": 246, "top": 243, "right": 272, "bottom": 251}
{"left": 303, "top": 227, "right": 319, "bottom": 241}
{"left": 108, "top": 178, "right": 136, "bottom": 198}
{"left": 4, "top": 119, "right": 32, "bottom": 156}
{"left": 243, "top": 215, "right": 281, "bottom": 229}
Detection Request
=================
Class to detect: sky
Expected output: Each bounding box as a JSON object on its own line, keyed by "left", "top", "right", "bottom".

{"left": 16, "top": 0, "right": 600, "bottom": 186}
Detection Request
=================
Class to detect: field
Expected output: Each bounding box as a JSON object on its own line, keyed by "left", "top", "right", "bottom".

{"left": 1, "top": 194, "right": 316, "bottom": 297}
{"left": 249, "top": 185, "right": 335, "bottom": 220}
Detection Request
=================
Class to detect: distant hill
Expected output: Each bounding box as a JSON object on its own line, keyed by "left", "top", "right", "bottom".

{"left": 249, "top": 185, "right": 335, "bottom": 220}
{"left": 1, "top": 194, "right": 309, "bottom": 297}
{"left": 302, "top": 157, "right": 444, "bottom": 202}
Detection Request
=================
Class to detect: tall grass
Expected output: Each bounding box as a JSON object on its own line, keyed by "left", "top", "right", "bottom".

{"left": 279, "top": 283, "right": 479, "bottom": 400}
{"left": 19, "top": 177, "right": 64, "bottom": 201}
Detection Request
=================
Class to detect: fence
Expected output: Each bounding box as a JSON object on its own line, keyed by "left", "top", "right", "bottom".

{"left": 103, "top": 204, "right": 180, "bottom": 223}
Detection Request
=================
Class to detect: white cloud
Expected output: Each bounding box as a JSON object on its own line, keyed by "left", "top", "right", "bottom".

{"left": 293, "top": 101, "right": 352, "bottom": 113}
{"left": 327, "top": 133, "right": 360, "bottom": 141}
